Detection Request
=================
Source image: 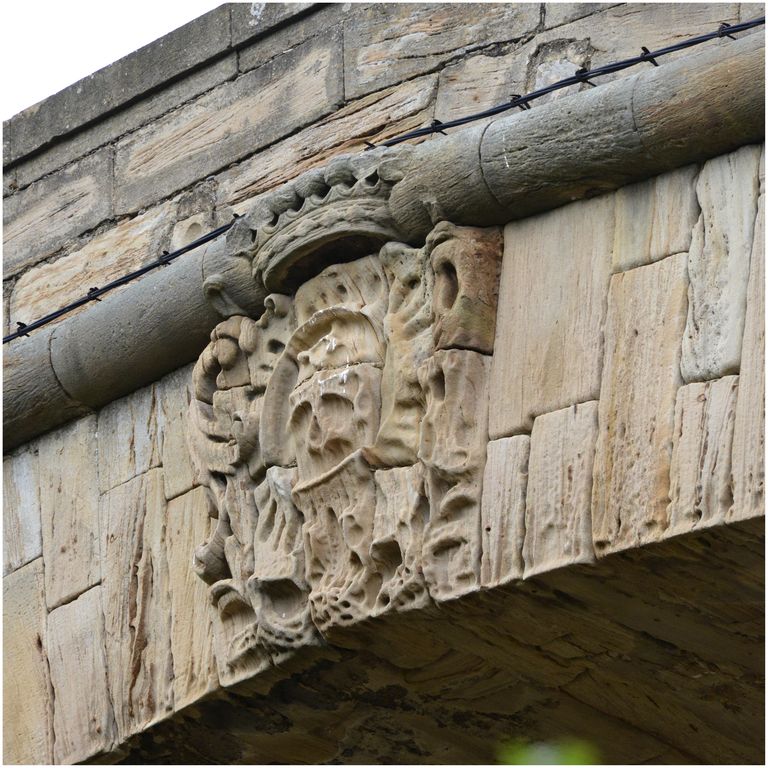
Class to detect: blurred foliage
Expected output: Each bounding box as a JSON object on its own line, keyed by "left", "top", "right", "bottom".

{"left": 497, "top": 737, "right": 600, "bottom": 764}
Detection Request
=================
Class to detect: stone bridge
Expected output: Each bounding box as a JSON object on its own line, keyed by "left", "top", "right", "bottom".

{"left": 3, "top": 4, "right": 764, "bottom": 764}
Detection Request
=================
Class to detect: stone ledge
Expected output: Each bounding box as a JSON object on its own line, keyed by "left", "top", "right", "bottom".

{"left": 2, "top": 3, "right": 316, "bottom": 168}
{"left": 102, "top": 516, "right": 764, "bottom": 764}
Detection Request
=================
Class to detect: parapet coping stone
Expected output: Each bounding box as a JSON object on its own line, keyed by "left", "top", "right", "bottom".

{"left": 2, "top": 2, "right": 315, "bottom": 167}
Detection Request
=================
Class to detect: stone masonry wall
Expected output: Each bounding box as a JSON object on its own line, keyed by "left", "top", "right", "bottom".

{"left": 4, "top": 363, "right": 204, "bottom": 763}
{"left": 3, "top": 3, "right": 765, "bottom": 764}
{"left": 4, "top": 141, "right": 764, "bottom": 763}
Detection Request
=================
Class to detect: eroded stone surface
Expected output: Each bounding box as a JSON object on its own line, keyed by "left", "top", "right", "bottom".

{"left": 370, "top": 241, "right": 434, "bottom": 467}
{"left": 489, "top": 195, "right": 613, "bottom": 437}
{"left": 38, "top": 415, "right": 100, "bottom": 609}
{"left": 428, "top": 223, "right": 502, "bottom": 354}
{"left": 109, "top": 519, "right": 763, "bottom": 766}
{"left": 612, "top": 164, "right": 700, "bottom": 272}
{"left": 156, "top": 364, "right": 197, "bottom": 501}
{"left": 667, "top": 376, "right": 739, "bottom": 536}
{"left": 480, "top": 436, "right": 529, "bottom": 587}
{"left": 430, "top": 2, "right": 739, "bottom": 137}
{"left": 115, "top": 35, "right": 344, "bottom": 214}
{"left": 11, "top": 56, "right": 238, "bottom": 193}
{"left": 3, "top": 149, "right": 113, "bottom": 277}
{"left": 98, "top": 383, "right": 160, "bottom": 493}
{"left": 100, "top": 469, "right": 173, "bottom": 740}
{"left": 372, "top": 465, "right": 430, "bottom": 613}
{"left": 3, "top": 444, "right": 42, "bottom": 575}
{"left": 190, "top": 221, "right": 503, "bottom": 662}
{"left": 731, "top": 190, "right": 765, "bottom": 520}
{"left": 434, "top": 50, "right": 527, "bottom": 125}
{"left": 343, "top": 4, "right": 540, "bottom": 100}
{"left": 3, "top": 8, "right": 766, "bottom": 766}
{"left": 47, "top": 587, "right": 116, "bottom": 764}
{"left": 3, "top": 559, "right": 53, "bottom": 765}
{"left": 10, "top": 201, "right": 175, "bottom": 331}
{"left": 682, "top": 144, "right": 761, "bottom": 381}
{"left": 536, "top": 3, "right": 739, "bottom": 84}
{"left": 217, "top": 75, "right": 438, "bottom": 213}
{"left": 523, "top": 403, "right": 598, "bottom": 578}
{"left": 165, "top": 487, "right": 218, "bottom": 709}
{"left": 418, "top": 349, "right": 490, "bottom": 601}
{"left": 592, "top": 253, "right": 689, "bottom": 555}
{"left": 544, "top": 2, "right": 616, "bottom": 28}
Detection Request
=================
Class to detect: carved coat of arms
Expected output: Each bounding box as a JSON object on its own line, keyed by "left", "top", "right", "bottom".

{"left": 188, "top": 149, "right": 502, "bottom": 683}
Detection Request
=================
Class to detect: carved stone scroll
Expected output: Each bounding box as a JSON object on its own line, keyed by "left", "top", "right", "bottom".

{"left": 189, "top": 159, "right": 504, "bottom": 670}
{"left": 427, "top": 221, "right": 502, "bottom": 354}
{"left": 249, "top": 467, "right": 314, "bottom": 652}
{"left": 293, "top": 450, "right": 379, "bottom": 632}
{"left": 418, "top": 350, "right": 491, "bottom": 600}
{"left": 366, "top": 241, "right": 434, "bottom": 468}
{"left": 371, "top": 465, "right": 430, "bottom": 614}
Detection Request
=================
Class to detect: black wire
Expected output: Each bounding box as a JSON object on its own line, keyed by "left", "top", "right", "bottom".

{"left": 367, "top": 16, "right": 765, "bottom": 149}
{"left": 3, "top": 220, "right": 235, "bottom": 344}
{"left": 3, "top": 16, "right": 764, "bottom": 345}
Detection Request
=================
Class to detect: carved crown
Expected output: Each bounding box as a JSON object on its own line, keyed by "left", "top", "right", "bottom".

{"left": 226, "top": 147, "right": 414, "bottom": 293}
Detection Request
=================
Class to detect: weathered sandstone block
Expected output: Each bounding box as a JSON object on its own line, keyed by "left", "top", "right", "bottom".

{"left": 682, "top": 144, "right": 762, "bottom": 381}
{"left": 544, "top": 2, "right": 615, "bottom": 28}
{"left": 480, "top": 436, "right": 529, "bottom": 587}
{"left": 489, "top": 194, "right": 613, "bottom": 437}
{"left": 38, "top": 415, "right": 100, "bottom": 609}
{"left": 372, "top": 465, "right": 430, "bottom": 613}
{"left": 434, "top": 50, "right": 527, "bottom": 125}
{"left": 434, "top": 2, "right": 738, "bottom": 136}
{"left": 523, "top": 402, "right": 599, "bottom": 578}
{"left": 431, "top": 0, "right": 741, "bottom": 150}
{"left": 592, "top": 253, "right": 689, "bottom": 554}
{"left": 343, "top": 3, "right": 540, "bottom": 100}
{"left": 98, "top": 383, "right": 160, "bottom": 493}
{"left": 539, "top": 3, "right": 739, "bottom": 80}
{"left": 526, "top": 39, "right": 594, "bottom": 107}
{"left": 3, "top": 149, "right": 113, "bottom": 277}
{"left": 10, "top": 201, "right": 175, "bottom": 331}
{"left": 165, "top": 488, "right": 218, "bottom": 710}
{"left": 3, "top": 559, "right": 53, "bottom": 765}
{"left": 47, "top": 587, "right": 116, "bottom": 764}
{"left": 3, "top": 444, "right": 41, "bottom": 575}
{"left": 731, "top": 190, "right": 765, "bottom": 520}
{"left": 217, "top": 74, "right": 438, "bottom": 212}
{"left": 115, "top": 34, "right": 344, "bottom": 214}
{"left": 101, "top": 469, "right": 173, "bottom": 739}
{"left": 428, "top": 222, "right": 502, "bottom": 354}
{"left": 418, "top": 349, "right": 490, "bottom": 602}
{"left": 156, "top": 364, "right": 197, "bottom": 501}
{"left": 12, "top": 56, "right": 238, "bottom": 192}
{"left": 612, "top": 165, "right": 700, "bottom": 272}
{"left": 667, "top": 376, "right": 739, "bottom": 537}
{"left": 235, "top": 4, "right": 338, "bottom": 72}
